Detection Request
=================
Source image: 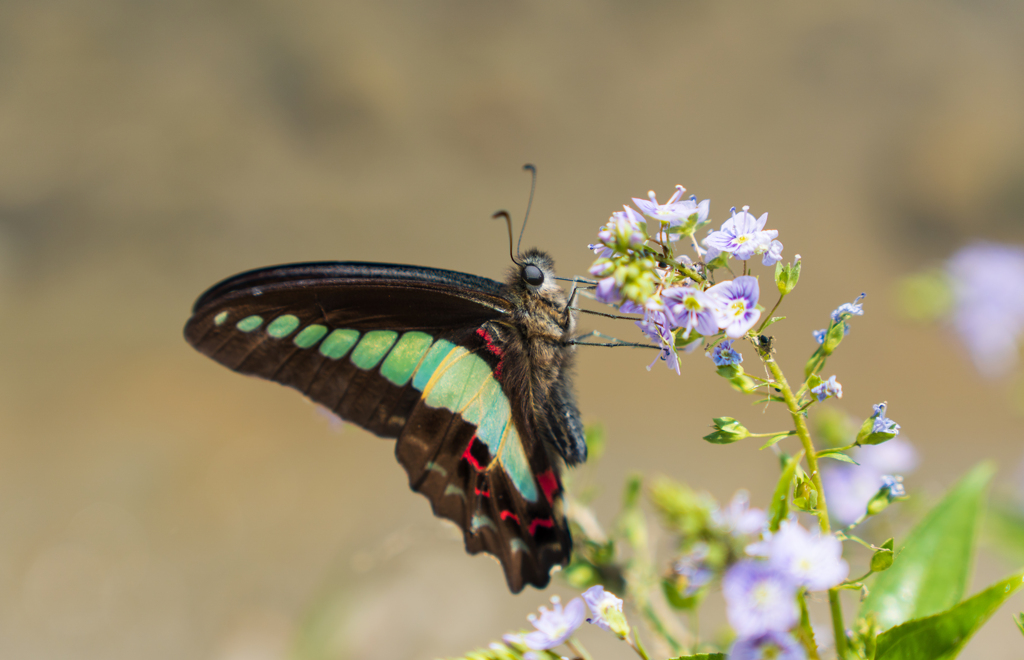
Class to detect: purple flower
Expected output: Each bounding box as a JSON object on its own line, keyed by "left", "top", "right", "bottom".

{"left": 710, "top": 339, "right": 743, "bottom": 366}
{"left": 871, "top": 403, "right": 900, "bottom": 436}
{"left": 595, "top": 276, "right": 622, "bottom": 304}
{"left": 822, "top": 437, "right": 918, "bottom": 525}
{"left": 704, "top": 206, "right": 777, "bottom": 262}
{"left": 707, "top": 276, "right": 762, "bottom": 338}
{"left": 663, "top": 286, "right": 720, "bottom": 338}
{"left": 947, "top": 242, "right": 1024, "bottom": 377}
{"left": 722, "top": 560, "right": 799, "bottom": 637}
{"left": 812, "top": 328, "right": 827, "bottom": 344}
{"left": 811, "top": 375, "right": 842, "bottom": 402}
{"left": 831, "top": 293, "right": 866, "bottom": 322}
{"left": 636, "top": 308, "right": 681, "bottom": 374}
{"left": 673, "top": 543, "right": 715, "bottom": 595}
{"left": 713, "top": 490, "right": 767, "bottom": 536}
{"left": 729, "top": 631, "right": 807, "bottom": 660}
{"left": 767, "top": 522, "right": 849, "bottom": 591}
{"left": 633, "top": 185, "right": 710, "bottom": 233}
{"left": 581, "top": 585, "right": 628, "bottom": 637}
{"left": 762, "top": 239, "right": 785, "bottom": 267}
{"left": 517, "top": 596, "right": 586, "bottom": 651}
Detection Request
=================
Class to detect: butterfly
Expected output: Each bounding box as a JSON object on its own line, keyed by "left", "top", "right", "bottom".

{"left": 183, "top": 248, "right": 587, "bottom": 592}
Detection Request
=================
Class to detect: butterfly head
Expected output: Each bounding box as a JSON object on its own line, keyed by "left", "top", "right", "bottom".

{"left": 507, "top": 249, "right": 576, "bottom": 340}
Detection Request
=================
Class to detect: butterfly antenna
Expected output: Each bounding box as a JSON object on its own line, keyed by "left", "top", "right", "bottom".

{"left": 517, "top": 163, "right": 537, "bottom": 257}
{"left": 492, "top": 210, "right": 521, "bottom": 266}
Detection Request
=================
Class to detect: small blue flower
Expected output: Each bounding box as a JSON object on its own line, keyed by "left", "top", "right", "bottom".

{"left": 673, "top": 543, "right": 715, "bottom": 596}
{"left": 767, "top": 521, "right": 849, "bottom": 591}
{"left": 822, "top": 438, "right": 918, "bottom": 525}
{"left": 663, "top": 286, "right": 720, "bottom": 338}
{"left": 519, "top": 596, "right": 586, "bottom": 651}
{"left": 704, "top": 206, "right": 778, "bottom": 262}
{"left": 729, "top": 631, "right": 807, "bottom": 660}
{"left": 633, "top": 185, "right": 696, "bottom": 222}
{"left": 713, "top": 490, "right": 766, "bottom": 537}
{"left": 581, "top": 585, "right": 628, "bottom": 638}
{"left": 871, "top": 402, "right": 900, "bottom": 436}
{"left": 810, "top": 375, "right": 842, "bottom": 402}
{"left": 636, "top": 309, "right": 680, "bottom": 375}
{"left": 595, "top": 276, "right": 622, "bottom": 304}
{"left": 831, "top": 293, "right": 866, "bottom": 323}
{"left": 812, "top": 328, "right": 827, "bottom": 344}
{"left": 722, "top": 560, "right": 799, "bottom": 637}
{"left": 762, "top": 239, "right": 785, "bottom": 267}
{"left": 707, "top": 276, "right": 762, "bottom": 338}
{"left": 710, "top": 339, "right": 744, "bottom": 366}
{"left": 881, "top": 474, "right": 906, "bottom": 499}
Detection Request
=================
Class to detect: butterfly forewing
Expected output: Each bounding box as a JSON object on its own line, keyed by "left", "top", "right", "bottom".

{"left": 184, "top": 262, "right": 572, "bottom": 592}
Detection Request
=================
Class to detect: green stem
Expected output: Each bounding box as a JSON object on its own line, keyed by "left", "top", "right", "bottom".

{"left": 763, "top": 357, "right": 849, "bottom": 659}
{"left": 627, "top": 627, "right": 652, "bottom": 660}
{"left": 757, "top": 292, "right": 787, "bottom": 334}
{"left": 566, "top": 637, "right": 593, "bottom": 660}
{"left": 638, "top": 601, "right": 684, "bottom": 656}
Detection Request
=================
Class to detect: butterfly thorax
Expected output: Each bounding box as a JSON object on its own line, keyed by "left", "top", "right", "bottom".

{"left": 489, "top": 249, "right": 586, "bottom": 467}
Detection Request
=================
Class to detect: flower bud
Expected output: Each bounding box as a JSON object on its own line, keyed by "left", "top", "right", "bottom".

{"left": 870, "top": 539, "right": 895, "bottom": 573}
{"left": 704, "top": 417, "right": 750, "bottom": 444}
{"left": 775, "top": 256, "right": 802, "bottom": 295}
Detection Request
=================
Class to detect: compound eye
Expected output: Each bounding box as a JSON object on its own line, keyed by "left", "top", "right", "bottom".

{"left": 524, "top": 264, "right": 544, "bottom": 287}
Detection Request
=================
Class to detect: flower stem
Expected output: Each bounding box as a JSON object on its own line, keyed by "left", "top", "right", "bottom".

{"left": 757, "top": 293, "right": 787, "bottom": 334}
{"left": 763, "top": 357, "right": 849, "bottom": 659}
{"left": 565, "top": 637, "right": 594, "bottom": 660}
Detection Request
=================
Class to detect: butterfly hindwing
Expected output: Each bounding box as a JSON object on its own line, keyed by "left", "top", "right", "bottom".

{"left": 184, "top": 261, "right": 573, "bottom": 592}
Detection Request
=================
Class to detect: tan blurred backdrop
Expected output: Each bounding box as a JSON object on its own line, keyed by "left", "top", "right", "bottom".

{"left": 2, "top": 2, "right": 1024, "bottom": 658}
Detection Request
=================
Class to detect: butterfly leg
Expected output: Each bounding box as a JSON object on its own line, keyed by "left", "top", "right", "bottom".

{"left": 570, "top": 330, "right": 660, "bottom": 350}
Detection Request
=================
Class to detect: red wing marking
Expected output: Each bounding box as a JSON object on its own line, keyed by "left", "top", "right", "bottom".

{"left": 462, "top": 436, "right": 485, "bottom": 471}
{"left": 529, "top": 517, "right": 555, "bottom": 535}
{"left": 500, "top": 510, "right": 520, "bottom": 524}
{"left": 475, "top": 327, "right": 506, "bottom": 380}
{"left": 474, "top": 487, "right": 491, "bottom": 498}
{"left": 536, "top": 469, "right": 559, "bottom": 505}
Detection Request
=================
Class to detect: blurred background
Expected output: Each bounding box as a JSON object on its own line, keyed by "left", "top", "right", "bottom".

{"left": 2, "top": 1, "right": 1024, "bottom": 658}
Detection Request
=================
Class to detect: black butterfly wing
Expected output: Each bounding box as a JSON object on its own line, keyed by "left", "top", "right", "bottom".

{"left": 184, "top": 262, "right": 572, "bottom": 592}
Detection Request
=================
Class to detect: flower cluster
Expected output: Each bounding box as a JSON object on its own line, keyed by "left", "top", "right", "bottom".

{"left": 588, "top": 187, "right": 786, "bottom": 373}
{"left": 723, "top": 520, "right": 848, "bottom": 659}
{"left": 501, "top": 586, "right": 629, "bottom": 658}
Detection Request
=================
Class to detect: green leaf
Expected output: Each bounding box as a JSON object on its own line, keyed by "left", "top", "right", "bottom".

{"left": 1014, "top": 612, "right": 1024, "bottom": 638}
{"left": 584, "top": 423, "right": 607, "bottom": 462}
{"left": 667, "top": 655, "right": 726, "bottom": 660}
{"left": 768, "top": 453, "right": 801, "bottom": 531}
{"left": 759, "top": 431, "right": 794, "bottom": 450}
{"left": 874, "top": 570, "right": 1024, "bottom": 660}
{"left": 860, "top": 462, "right": 995, "bottom": 631}
{"left": 817, "top": 450, "right": 859, "bottom": 464}
{"left": 759, "top": 315, "right": 786, "bottom": 331}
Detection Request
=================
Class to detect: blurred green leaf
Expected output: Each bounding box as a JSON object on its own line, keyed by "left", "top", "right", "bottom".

{"left": 648, "top": 477, "right": 714, "bottom": 537}
{"left": 874, "top": 570, "right": 1024, "bottom": 660}
{"left": 667, "top": 655, "right": 726, "bottom": 660}
{"left": 584, "top": 423, "right": 607, "bottom": 462}
{"left": 1014, "top": 612, "right": 1024, "bottom": 638}
{"left": 817, "top": 450, "right": 858, "bottom": 464}
{"left": 985, "top": 499, "right": 1024, "bottom": 566}
{"left": 895, "top": 269, "right": 953, "bottom": 322}
{"left": 860, "top": 462, "right": 995, "bottom": 631}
